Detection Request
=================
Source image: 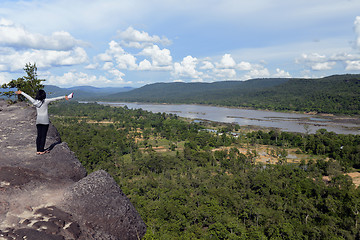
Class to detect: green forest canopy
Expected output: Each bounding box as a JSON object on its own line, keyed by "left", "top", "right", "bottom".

{"left": 50, "top": 102, "right": 360, "bottom": 239}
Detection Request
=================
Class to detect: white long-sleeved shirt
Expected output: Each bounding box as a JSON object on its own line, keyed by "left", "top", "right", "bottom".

{"left": 21, "top": 92, "right": 65, "bottom": 125}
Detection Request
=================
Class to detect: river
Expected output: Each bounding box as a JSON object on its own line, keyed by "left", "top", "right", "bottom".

{"left": 96, "top": 102, "right": 360, "bottom": 135}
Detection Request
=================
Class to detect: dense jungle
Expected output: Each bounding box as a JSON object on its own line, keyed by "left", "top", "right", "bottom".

{"left": 50, "top": 102, "right": 360, "bottom": 240}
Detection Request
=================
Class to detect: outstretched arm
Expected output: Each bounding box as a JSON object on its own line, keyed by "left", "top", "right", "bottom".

{"left": 15, "top": 90, "right": 36, "bottom": 104}
{"left": 46, "top": 95, "right": 66, "bottom": 102}
{"left": 47, "top": 92, "right": 73, "bottom": 102}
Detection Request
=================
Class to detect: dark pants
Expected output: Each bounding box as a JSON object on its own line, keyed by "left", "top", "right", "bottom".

{"left": 36, "top": 124, "right": 49, "bottom": 152}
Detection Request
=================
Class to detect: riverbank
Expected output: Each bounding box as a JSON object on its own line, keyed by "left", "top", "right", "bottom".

{"left": 95, "top": 101, "right": 360, "bottom": 135}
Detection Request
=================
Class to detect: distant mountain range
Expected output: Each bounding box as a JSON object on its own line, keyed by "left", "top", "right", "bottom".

{"left": 103, "top": 74, "right": 360, "bottom": 115}
{"left": 0, "top": 85, "right": 134, "bottom": 100}
{"left": 44, "top": 85, "right": 134, "bottom": 99}
{"left": 105, "top": 78, "right": 290, "bottom": 102}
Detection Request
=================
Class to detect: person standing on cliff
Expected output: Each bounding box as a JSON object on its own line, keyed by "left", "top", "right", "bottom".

{"left": 15, "top": 90, "right": 74, "bottom": 155}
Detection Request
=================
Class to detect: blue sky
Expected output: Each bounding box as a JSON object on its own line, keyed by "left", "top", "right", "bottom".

{"left": 0, "top": 0, "right": 360, "bottom": 87}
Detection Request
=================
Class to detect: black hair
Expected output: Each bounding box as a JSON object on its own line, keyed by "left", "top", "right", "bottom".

{"left": 35, "top": 89, "right": 46, "bottom": 101}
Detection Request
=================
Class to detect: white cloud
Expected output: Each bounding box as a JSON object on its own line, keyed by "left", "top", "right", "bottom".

{"left": 0, "top": 72, "right": 12, "bottom": 85}
{"left": 0, "top": 18, "right": 85, "bottom": 51}
{"left": 102, "top": 62, "right": 114, "bottom": 70}
{"left": 237, "top": 61, "right": 253, "bottom": 71}
{"left": 108, "top": 40, "right": 125, "bottom": 55}
{"left": 0, "top": 18, "right": 88, "bottom": 73}
{"left": 139, "top": 44, "right": 172, "bottom": 67}
{"left": 213, "top": 68, "right": 236, "bottom": 79}
{"left": 329, "top": 52, "right": 359, "bottom": 61}
{"left": 115, "top": 53, "right": 137, "bottom": 70}
{"left": 108, "top": 68, "right": 125, "bottom": 80}
{"left": 57, "top": 47, "right": 88, "bottom": 65}
{"left": 118, "top": 26, "right": 171, "bottom": 48}
{"left": 172, "top": 55, "right": 203, "bottom": 80}
{"left": 296, "top": 52, "right": 340, "bottom": 71}
{"left": 85, "top": 63, "right": 99, "bottom": 69}
{"left": 273, "top": 68, "right": 291, "bottom": 78}
{"left": 0, "top": 47, "right": 88, "bottom": 71}
{"left": 244, "top": 68, "right": 270, "bottom": 80}
{"left": 96, "top": 40, "right": 138, "bottom": 70}
{"left": 217, "top": 54, "right": 236, "bottom": 68}
{"left": 46, "top": 70, "right": 131, "bottom": 87}
{"left": 97, "top": 41, "right": 125, "bottom": 62}
{"left": 345, "top": 60, "right": 360, "bottom": 70}
{"left": 311, "top": 62, "right": 336, "bottom": 71}
{"left": 97, "top": 53, "right": 113, "bottom": 62}
{"left": 46, "top": 71, "right": 98, "bottom": 86}
{"left": 300, "top": 53, "right": 327, "bottom": 62}
{"left": 97, "top": 40, "right": 125, "bottom": 62}
{"left": 199, "top": 61, "right": 214, "bottom": 70}
{"left": 138, "top": 59, "right": 152, "bottom": 70}
{"left": 96, "top": 41, "right": 172, "bottom": 72}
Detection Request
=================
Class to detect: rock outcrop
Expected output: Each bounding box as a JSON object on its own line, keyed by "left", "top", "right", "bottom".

{"left": 0, "top": 100, "right": 146, "bottom": 240}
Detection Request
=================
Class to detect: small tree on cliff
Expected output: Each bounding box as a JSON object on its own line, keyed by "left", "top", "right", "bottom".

{"left": 1, "top": 63, "right": 45, "bottom": 102}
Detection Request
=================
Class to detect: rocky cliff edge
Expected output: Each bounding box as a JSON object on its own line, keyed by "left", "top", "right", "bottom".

{"left": 0, "top": 100, "right": 146, "bottom": 240}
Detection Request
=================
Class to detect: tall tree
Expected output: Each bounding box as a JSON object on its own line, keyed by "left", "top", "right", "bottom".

{"left": 1, "top": 63, "right": 45, "bottom": 102}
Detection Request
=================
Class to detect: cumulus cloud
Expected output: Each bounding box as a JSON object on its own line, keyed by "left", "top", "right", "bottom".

{"left": 85, "top": 63, "right": 99, "bottom": 69}
{"left": 311, "top": 62, "right": 336, "bottom": 71}
{"left": 96, "top": 40, "right": 174, "bottom": 72}
{"left": 243, "top": 68, "right": 270, "bottom": 80}
{"left": 138, "top": 59, "right": 152, "bottom": 71}
{"left": 102, "top": 62, "right": 114, "bottom": 70}
{"left": 273, "top": 68, "right": 291, "bottom": 78}
{"left": 345, "top": 60, "right": 360, "bottom": 70}
{"left": 296, "top": 53, "right": 338, "bottom": 71}
{"left": 216, "top": 54, "right": 236, "bottom": 68}
{"left": 199, "top": 61, "right": 214, "bottom": 70}
{"left": 108, "top": 68, "right": 126, "bottom": 81}
{"left": 115, "top": 53, "right": 137, "bottom": 70}
{"left": 212, "top": 54, "right": 276, "bottom": 80}
{"left": 0, "top": 18, "right": 85, "bottom": 51}
{"left": 172, "top": 55, "right": 202, "bottom": 80}
{"left": 0, "top": 18, "right": 89, "bottom": 73}
{"left": 300, "top": 53, "right": 327, "bottom": 62}
{"left": 118, "top": 26, "right": 171, "bottom": 48}
{"left": 46, "top": 69, "right": 130, "bottom": 87}
{"left": 237, "top": 61, "right": 253, "bottom": 71}
{"left": 95, "top": 40, "right": 138, "bottom": 70}
{"left": 46, "top": 71, "right": 99, "bottom": 86}
{"left": 213, "top": 68, "right": 236, "bottom": 79}
{"left": 108, "top": 40, "right": 125, "bottom": 55}
{"left": 97, "top": 41, "right": 125, "bottom": 62}
{"left": 97, "top": 53, "right": 113, "bottom": 62}
{"left": 0, "top": 47, "right": 88, "bottom": 71}
{"left": 139, "top": 44, "right": 172, "bottom": 68}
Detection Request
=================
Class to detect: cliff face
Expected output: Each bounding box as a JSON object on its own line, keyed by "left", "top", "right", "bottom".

{"left": 0, "top": 100, "right": 146, "bottom": 240}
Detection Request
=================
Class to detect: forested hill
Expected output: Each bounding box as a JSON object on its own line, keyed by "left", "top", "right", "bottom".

{"left": 106, "top": 78, "right": 290, "bottom": 102}
{"left": 105, "top": 74, "right": 360, "bottom": 115}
